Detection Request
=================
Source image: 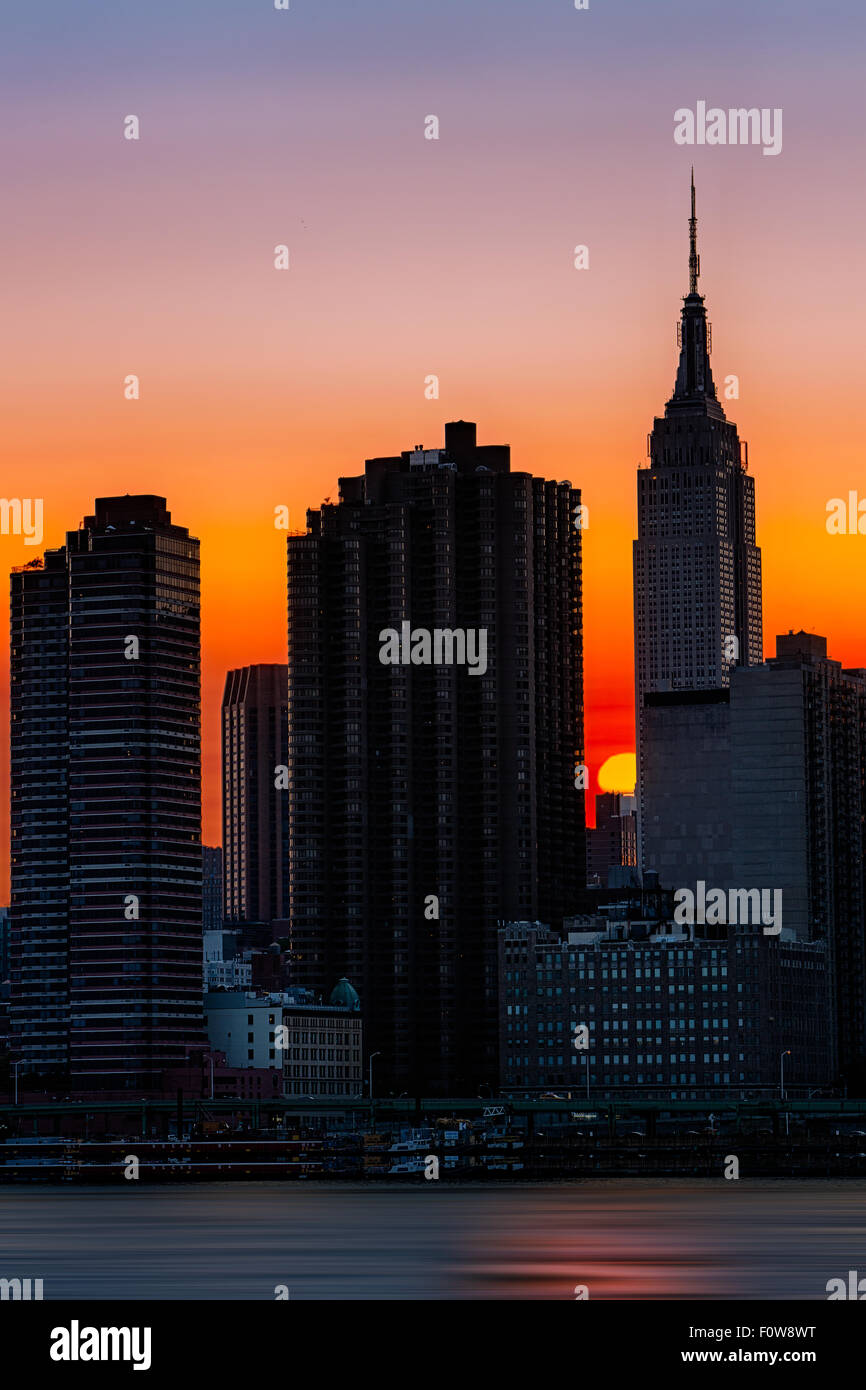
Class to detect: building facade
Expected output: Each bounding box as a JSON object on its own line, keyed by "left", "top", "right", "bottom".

{"left": 222, "top": 665, "right": 289, "bottom": 925}
{"left": 206, "top": 991, "right": 287, "bottom": 1070}
{"left": 732, "top": 633, "right": 866, "bottom": 1086}
{"left": 0, "top": 906, "right": 9, "bottom": 984}
{"left": 286, "top": 420, "right": 585, "bottom": 1093}
{"left": 282, "top": 981, "right": 363, "bottom": 1099}
{"left": 9, "top": 495, "right": 203, "bottom": 1090}
{"left": 499, "top": 919, "right": 832, "bottom": 1098}
{"left": 203, "top": 930, "right": 253, "bottom": 992}
{"left": 202, "top": 845, "right": 223, "bottom": 933}
{"left": 641, "top": 630, "right": 865, "bottom": 1087}
{"left": 641, "top": 689, "right": 734, "bottom": 893}
{"left": 204, "top": 985, "right": 363, "bottom": 1099}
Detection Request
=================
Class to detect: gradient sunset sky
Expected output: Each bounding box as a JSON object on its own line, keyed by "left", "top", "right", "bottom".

{"left": 2, "top": 0, "right": 864, "bottom": 899}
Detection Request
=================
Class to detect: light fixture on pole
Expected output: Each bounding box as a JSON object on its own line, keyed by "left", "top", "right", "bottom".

{"left": 368, "top": 1052, "right": 381, "bottom": 1102}
{"left": 780, "top": 1050, "right": 791, "bottom": 1139}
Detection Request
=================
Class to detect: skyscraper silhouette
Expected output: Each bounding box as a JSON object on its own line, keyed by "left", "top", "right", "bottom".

{"left": 286, "top": 422, "right": 585, "bottom": 1094}
{"left": 9, "top": 496, "right": 202, "bottom": 1091}
{"left": 635, "top": 175, "right": 763, "bottom": 866}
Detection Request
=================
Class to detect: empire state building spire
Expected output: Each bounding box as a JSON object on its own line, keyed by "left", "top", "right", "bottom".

{"left": 634, "top": 177, "right": 763, "bottom": 875}
{"left": 667, "top": 170, "right": 724, "bottom": 419}
{"left": 688, "top": 165, "right": 700, "bottom": 293}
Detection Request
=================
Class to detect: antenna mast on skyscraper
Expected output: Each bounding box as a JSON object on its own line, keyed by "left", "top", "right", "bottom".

{"left": 689, "top": 167, "right": 700, "bottom": 294}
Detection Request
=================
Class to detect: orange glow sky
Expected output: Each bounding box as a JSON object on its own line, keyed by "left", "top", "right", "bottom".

{"left": 2, "top": 0, "right": 865, "bottom": 900}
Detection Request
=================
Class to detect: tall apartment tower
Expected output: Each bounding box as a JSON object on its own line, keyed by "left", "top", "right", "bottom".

{"left": 9, "top": 496, "right": 202, "bottom": 1091}
{"left": 287, "top": 421, "right": 585, "bottom": 1094}
{"left": 635, "top": 175, "right": 763, "bottom": 862}
{"left": 221, "top": 664, "right": 289, "bottom": 924}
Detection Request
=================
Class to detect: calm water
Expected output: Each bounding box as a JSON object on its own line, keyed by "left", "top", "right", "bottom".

{"left": 1, "top": 1180, "right": 863, "bottom": 1299}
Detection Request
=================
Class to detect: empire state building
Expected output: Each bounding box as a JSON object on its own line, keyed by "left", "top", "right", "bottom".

{"left": 634, "top": 175, "right": 763, "bottom": 864}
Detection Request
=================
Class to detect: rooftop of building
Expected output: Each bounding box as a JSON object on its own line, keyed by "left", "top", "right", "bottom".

{"left": 70, "top": 495, "right": 193, "bottom": 541}
{"left": 332, "top": 420, "right": 514, "bottom": 506}
{"left": 205, "top": 982, "right": 362, "bottom": 1015}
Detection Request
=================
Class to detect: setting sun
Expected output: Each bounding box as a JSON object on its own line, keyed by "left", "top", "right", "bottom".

{"left": 597, "top": 752, "right": 637, "bottom": 794}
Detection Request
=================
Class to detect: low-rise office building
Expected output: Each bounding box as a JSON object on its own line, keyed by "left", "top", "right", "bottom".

{"left": 204, "top": 979, "right": 363, "bottom": 1098}
{"left": 499, "top": 918, "right": 832, "bottom": 1099}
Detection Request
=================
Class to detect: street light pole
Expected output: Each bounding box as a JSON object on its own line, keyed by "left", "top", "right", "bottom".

{"left": 368, "top": 1052, "right": 381, "bottom": 1103}
{"left": 12, "top": 1060, "right": 22, "bottom": 1106}
{"left": 780, "top": 1050, "right": 791, "bottom": 1138}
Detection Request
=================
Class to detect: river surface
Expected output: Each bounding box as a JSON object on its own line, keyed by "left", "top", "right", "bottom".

{"left": 1, "top": 1180, "right": 862, "bottom": 1299}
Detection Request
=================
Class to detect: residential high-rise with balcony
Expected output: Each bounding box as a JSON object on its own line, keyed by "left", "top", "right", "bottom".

{"left": 286, "top": 420, "right": 585, "bottom": 1093}
{"left": 9, "top": 495, "right": 202, "bottom": 1091}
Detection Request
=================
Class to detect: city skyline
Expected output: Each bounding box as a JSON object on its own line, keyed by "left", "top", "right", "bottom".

{"left": 2, "top": 2, "right": 865, "bottom": 906}
{"left": 6, "top": 176, "right": 860, "bottom": 1095}
{"left": 5, "top": 170, "right": 861, "bottom": 900}
{"left": 3, "top": 218, "right": 863, "bottom": 899}
{"left": 4, "top": 0, "right": 866, "bottom": 1331}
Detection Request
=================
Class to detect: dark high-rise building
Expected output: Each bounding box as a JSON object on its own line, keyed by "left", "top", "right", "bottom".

{"left": 221, "top": 664, "right": 289, "bottom": 924}
{"left": 9, "top": 495, "right": 202, "bottom": 1091}
{"left": 639, "top": 628, "right": 864, "bottom": 1090}
{"left": 287, "top": 420, "right": 585, "bottom": 1093}
{"left": 202, "top": 846, "right": 223, "bottom": 933}
{"left": 730, "top": 633, "right": 866, "bottom": 1087}
{"left": 634, "top": 175, "right": 763, "bottom": 861}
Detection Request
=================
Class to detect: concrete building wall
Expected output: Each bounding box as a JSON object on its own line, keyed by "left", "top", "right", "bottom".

{"left": 206, "top": 995, "right": 282, "bottom": 1069}
{"left": 641, "top": 694, "right": 734, "bottom": 894}
{"left": 730, "top": 665, "right": 811, "bottom": 940}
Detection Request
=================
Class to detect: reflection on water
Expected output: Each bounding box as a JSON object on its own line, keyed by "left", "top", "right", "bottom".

{"left": 0, "top": 1181, "right": 862, "bottom": 1299}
